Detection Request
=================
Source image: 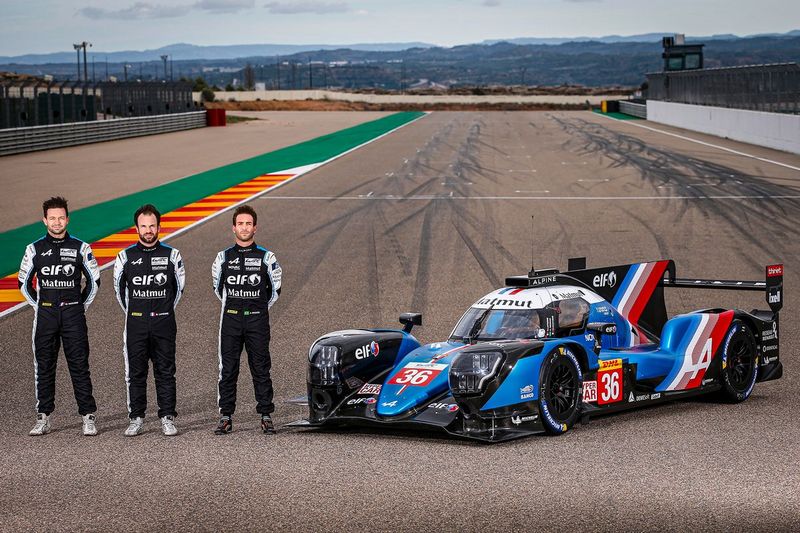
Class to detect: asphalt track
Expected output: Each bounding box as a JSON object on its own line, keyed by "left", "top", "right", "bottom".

{"left": 1, "top": 111, "right": 799, "bottom": 532}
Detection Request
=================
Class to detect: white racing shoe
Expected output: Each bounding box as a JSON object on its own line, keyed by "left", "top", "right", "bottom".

{"left": 29, "top": 413, "right": 51, "bottom": 436}
{"left": 124, "top": 417, "right": 144, "bottom": 437}
{"left": 82, "top": 414, "right": 98, "bottom": 436}
{"left": 161, "top": 416, "right": 178, "bottom": 436}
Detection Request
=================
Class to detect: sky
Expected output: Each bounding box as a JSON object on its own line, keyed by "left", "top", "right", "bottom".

{"left": 1, "top": 0, "right": 799, "bottom": 56}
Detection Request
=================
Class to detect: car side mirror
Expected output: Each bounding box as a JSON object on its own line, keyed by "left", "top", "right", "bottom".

{"left": 587, "top": 322, "right": 617, "bottom": 336}
{"left": 399, "top": 313, "right": 422, "bottom": 333}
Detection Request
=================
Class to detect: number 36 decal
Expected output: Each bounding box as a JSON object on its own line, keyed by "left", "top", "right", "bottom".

{"left": 388, "top": 362, "right": 447, "bottom": 387}
{"left": 597, "top": 358, "right": 623, "bottom": 405}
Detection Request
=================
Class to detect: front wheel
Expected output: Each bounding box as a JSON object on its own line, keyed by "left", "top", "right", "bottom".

{"left": 718, "top": 320, "right": 758, "bottom": 403}
{"left": 538, "top": 346, "right": 583, "bottom": 434}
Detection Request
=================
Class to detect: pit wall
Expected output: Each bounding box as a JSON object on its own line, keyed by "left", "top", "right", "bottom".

{"left": 646, "top": 100, "right": 800, "bottom": 155}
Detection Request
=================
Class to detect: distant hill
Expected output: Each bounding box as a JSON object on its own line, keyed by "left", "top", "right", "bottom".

{"left": 2, "top": 34, "right": 799, "bottom": 88}
{"left": 480, "top": 29, "right": 800, "bottom": 46}
{"left": 0, "top": 42, "right": 437, "bottom": 65}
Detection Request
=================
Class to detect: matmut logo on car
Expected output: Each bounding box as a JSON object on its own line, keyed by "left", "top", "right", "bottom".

{"left": 767, "top": 265, "right": 783, "bottom": 277}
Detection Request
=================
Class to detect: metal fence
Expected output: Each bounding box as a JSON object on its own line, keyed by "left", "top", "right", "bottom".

{"left": 0, "top": 80, "right": 197, "bottom": 129}
{"left": 646, "top": 63, "right": 800, "bottom": 114}
{"left": 619, "top": 101, "right": 647, "bottom": 118}
{"left": 0, "top": 111, "right": 206, "bottom": 156}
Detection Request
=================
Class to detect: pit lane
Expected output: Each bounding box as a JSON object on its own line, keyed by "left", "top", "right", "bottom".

{"left": 1, "top": 111, "right": 799, "bottom": 531}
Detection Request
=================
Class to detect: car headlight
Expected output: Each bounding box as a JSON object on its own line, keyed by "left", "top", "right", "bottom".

{"left": 308, "top": 344, "right": 341, "bottom": 386}
{"left": 449, "top": 351, "right": 504, "bottom": 395}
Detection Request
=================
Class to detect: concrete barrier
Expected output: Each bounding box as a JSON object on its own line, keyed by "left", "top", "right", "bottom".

{"left": 646, "top": 100, "right": 800, "bottom": 155}
{"left": 194, "top": 89, "right": 616, "bottom": 106}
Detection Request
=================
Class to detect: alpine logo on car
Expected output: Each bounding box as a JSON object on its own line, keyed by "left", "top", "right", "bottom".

{"left": 355, "top": 341, "right": 380, "bottom": 360}
{"left": 593, "top": 271, "right": 617, "bottom": 288}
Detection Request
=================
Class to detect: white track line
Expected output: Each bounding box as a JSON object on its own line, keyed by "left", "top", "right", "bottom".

{"left": 260, "top": 194, "right": 800, "bottom": 201}
{"left": 593, "top": 112, "right": 800, "bottom": 172}
{"left": 0, "top": 112, "right": 429, "bottom": 320}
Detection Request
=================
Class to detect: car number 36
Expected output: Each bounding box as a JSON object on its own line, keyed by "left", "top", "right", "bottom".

{"left": 389, "top": 368, "right": 441, "bottom": 387}
{"left": 600, "top": 372, "right": 619, "bottom": 402}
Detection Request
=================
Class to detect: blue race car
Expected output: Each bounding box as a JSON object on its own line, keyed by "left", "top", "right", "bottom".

{"left": 294, "top": 258, "right": 783, "bottom": 442}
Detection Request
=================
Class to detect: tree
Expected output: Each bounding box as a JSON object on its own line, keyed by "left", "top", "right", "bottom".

{"left": 243, "top": 63, "right": 255, "bottom": 90}
{"left": 201, "top": 87, "right": 215, "bottom": 102}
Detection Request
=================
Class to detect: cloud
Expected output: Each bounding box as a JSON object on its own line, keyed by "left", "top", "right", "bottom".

{"left": 194, "top": 0, "right": 255, "bottom": 13}
{"left": 78, "top": 0, "right": 254, "bottom": 20}
{"left": 78, "top": 2, "right": 189, "bottom": 19}
{"left": 482, "top": 0, "right": 501, "bottom": 6}
{"left": 263, "top": 1, "right": 350, "bottom": 14}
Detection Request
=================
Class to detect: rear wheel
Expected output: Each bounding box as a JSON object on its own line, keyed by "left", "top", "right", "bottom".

{"left": 538, "top": 346, "right": 582, "bottom": 434}
{"left": 719, "top": 320, "right": 758, "bottom": 403}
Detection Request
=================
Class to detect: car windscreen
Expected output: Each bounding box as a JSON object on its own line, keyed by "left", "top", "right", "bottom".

{"left": 450, "top": 308, "right": 544, "bottom": 341}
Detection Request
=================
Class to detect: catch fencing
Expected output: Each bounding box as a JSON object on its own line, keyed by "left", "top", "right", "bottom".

{"left": 646, "top": 63, "right": 800, "bottom": 114}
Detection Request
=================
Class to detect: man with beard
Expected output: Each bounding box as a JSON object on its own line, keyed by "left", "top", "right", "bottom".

{"left": 212, "top": 205, "right": 282, "bottom": 435}
{"left": 19, "top": 196, "right": 101, "bottom": 436}
{"left": 113, "top": 204, "right": 185, "bottom": 436}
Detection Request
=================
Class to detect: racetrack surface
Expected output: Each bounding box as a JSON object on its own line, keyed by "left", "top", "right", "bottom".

{"left": 1, "top": 111, "right": 799, "bottom": 531}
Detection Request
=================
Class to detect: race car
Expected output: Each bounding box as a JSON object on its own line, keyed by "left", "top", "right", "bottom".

{"left": 291, "top": 258, "right": 783, "bottom": 442}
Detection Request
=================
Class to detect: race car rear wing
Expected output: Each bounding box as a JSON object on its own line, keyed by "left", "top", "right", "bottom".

{"left": 659, "top": 262, "right": 783, "bottom": 315}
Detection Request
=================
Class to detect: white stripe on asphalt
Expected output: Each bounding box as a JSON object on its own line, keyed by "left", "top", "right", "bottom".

{"left": 593, "top": 112, "right": 800, "bottom": 173}
{"left": 254, "top": 194, "right": 800, "bottom": 201}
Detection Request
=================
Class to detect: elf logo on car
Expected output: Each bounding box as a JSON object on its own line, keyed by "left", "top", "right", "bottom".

{"left": 592, "top": 271, "right": 617, "bottom": 288}
{"left": 41, "top": 264, "right": 75, "bottom": 276}
{"left": 355, "top": 341, "right": 380, "bottom": 360}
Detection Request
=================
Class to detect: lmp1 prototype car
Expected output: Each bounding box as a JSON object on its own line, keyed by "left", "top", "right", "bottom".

{"left": 293, "top": 258, "right": 783, "bottom": 442}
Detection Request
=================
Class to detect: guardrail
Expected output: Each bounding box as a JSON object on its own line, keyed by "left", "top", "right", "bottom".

{"left": 619, "top": 101, "right": 647, "bottom": 119}
{"left": 0, "top": 111, "right": 206, "bottom": 156}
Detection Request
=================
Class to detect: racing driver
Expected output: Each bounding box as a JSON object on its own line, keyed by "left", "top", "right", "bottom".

{"left": 113, "top": 204, "right": 185, "bottom": 436}
{"left": 211, "top": 205, "right": 282, "bottom": 435}
{"left": 18, "top": 196, "right": 101, "bottom": 436}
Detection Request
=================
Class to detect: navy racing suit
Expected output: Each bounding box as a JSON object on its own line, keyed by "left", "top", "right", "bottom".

{"left": 212, "top": 243, "right": 281, "bottom": 416}
{"left": 18, "top": 232, "right": 100, "bottom": 416}
{"left": 113, "top": 241, "right": 185, "bottom": 419}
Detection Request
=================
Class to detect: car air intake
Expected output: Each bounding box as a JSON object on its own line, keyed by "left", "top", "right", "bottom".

{"left": 308, "top": 344, "right": 341, "bottom": 386}
{"left": 449, "top": 351, "right": 504, "bottom": 395}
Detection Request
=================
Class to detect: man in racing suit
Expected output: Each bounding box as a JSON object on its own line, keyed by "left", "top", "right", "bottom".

{"left": 113, "top": 204, "right": 185, "bottom": 437}
{"left": 212, "top": 205, "right": 281, "bottom": 435}
{"left": 18, "top": 196, "right": 101, "bottom": 436}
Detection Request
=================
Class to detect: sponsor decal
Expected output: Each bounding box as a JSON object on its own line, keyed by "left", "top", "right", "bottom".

{"left": 151, "top": 257, "right": 168, "bottom": 267}
{"left": 767, "top": 265, "right": 783, "bottom": 277}
{"left": 150, "top": 311, "right": 170, "bottom": 317}
{"left": 357, "top": 383, "right": 382, "bottom": 395}
{"left": 594, "top": 305, "right": 612, "bottom": 315}
{"left": 41, "top": 249, "right": 53, "bottom": 257}
{"left": 345, "top": 376, "right": 363, "bottom": 389}
{"left": 131, "top": 312, "right": 143, "bottom": 317}
{"left": 346, "top": 398, "right": 369, "bottom": 406}
{"left": 39, "top": 278, "right": 75, "bottom": 288}
{"left": 762, "top": 344, "right": 778, "bottom": 352}
{"left": 584, "top": 333, "right": 595, "bottom": 342}
{"left": 226, "top": 274, "right": 261, "bottom": 286}
{"left": 582, "top": 380, "right": 597, "bottom": 402}
{"left": 511, "top": 414, "right": 538, "bottom": 425}
{"left": 131, "top": 257, "right": 143, "bottom": 265}
{"left": 228, "top": 257, "right": 240, "bottom": 265}
{"left": 762, "top": 356, "right": 774, "bottom": 364}
{"left": 388, "top": 362, "right": 446, "bottom": 389}
{"left": 381, "top": 401, "right": 397, "bottom": 408}
{"left": 553, "top": 291, "right": 584, "bottom": 300}
{"left": 40, "top": 264, "right": 75, "bottom": 276}
{"left": 702, "top": 378, "right": 714, "bottom": 386}
{"left": 132, "top": 273, "right": 168, "bottom": 286}
{"left": 365, "top": 397, "right": 377, "bottom": 404}
{"left": 226, "top": 309, "right": 238, "bottom": 314}
{"left": 476, "top": 297, "right": 537, "bottom": 309}
{"left": 768, "top": 291, "right": 781, "bottom": 304}
{"left": 245, "top": 257, "right": 261, "bottom": 267}
{"left": 592, "top": 271, "right": 617, "bottom": 288}
{"left": 597, "top": 358, "right": 623, "bottom": 405}
{"left": 540, "top": 399, "right": 567, "bottom": 433}
{"left": 520, "top": 384, "right": 535, "bottom": 400}
{"left": 651, "top": 393, "right": 661, "bottom": 400}
{"left": 762, "top": 322, "right": 778, "bottom": 342}
{"left": 428, "top": 402, "right": 459, "bottom": 412}
{"left": 628, "top": 392, "right": 650, "bottom": 402}
{"left": 60, "top": 248, "right": 77, "bottom": 258}
{"left": 529, "top": 275, "right": 557, "bottom": 286}
{"left": 132, "top": 289, "right": 167, "bottom": 299}
{"left": 355, "top": 341, "right": 380, "bottom": 360}
{"left": 226, "top": 288, "right": 261, "bottom": 298}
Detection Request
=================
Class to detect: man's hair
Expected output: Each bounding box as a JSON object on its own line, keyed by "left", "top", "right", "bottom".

{"left": 232, "top": 205, "right": 257, "bottom": 226}
{"left": 42, "top": 196, "right": 69, "bottom": 217}
{"left": 133, "top": 204, "right": 161, "bottom": 226}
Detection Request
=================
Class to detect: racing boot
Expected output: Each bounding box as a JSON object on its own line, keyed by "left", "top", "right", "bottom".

{"left": 161, "top": 415, "right": 178, "bottom": 436}
{"left": 261, "top": 415, "right": 276, "bottom": 435}
{"left": 124, "top": 416, "right": 144, "bottom": 437}
{"left": 29, "top": 413, "right": 51, "bottom": 436}
{"left": 82, "top": 413, "right": 98, "bottom": 436}
{"left": 214, "top": 415, "right": 232, "bottom": 435}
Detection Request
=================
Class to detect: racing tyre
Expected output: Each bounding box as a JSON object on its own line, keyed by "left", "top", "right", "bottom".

{"left": 538, "top": 346, "right": 583, "bottom": 435}
{"left": 718, "top": 320, "right": 758, "bottom": 403}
